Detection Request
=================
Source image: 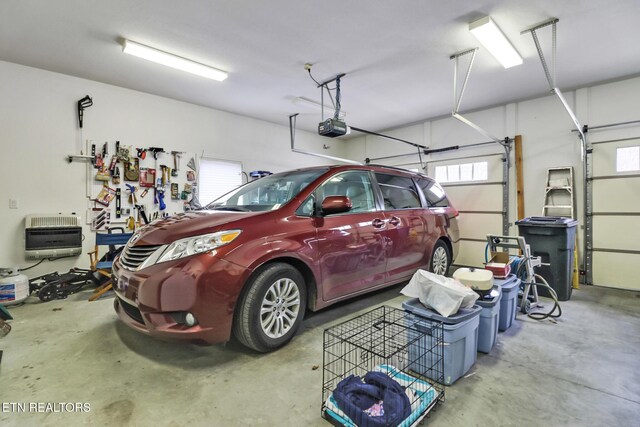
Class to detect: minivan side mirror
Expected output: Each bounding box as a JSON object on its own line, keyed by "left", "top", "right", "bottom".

{"left": 321, "top": 196, "right": 352, "bottom": 216}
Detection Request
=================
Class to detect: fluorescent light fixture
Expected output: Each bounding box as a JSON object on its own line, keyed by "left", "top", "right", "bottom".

{"left": 294, "top": 97, "right": 346, "bottom": 118}
{"left": 469, "top": 16, "right": 522, "bottom": 68}
{"left": 122, "top": 39, "right": 228, "bottom": 81}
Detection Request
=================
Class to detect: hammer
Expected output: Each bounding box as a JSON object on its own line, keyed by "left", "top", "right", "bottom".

{"left": 171, "top": 151, "right": 184, "bottom": 177}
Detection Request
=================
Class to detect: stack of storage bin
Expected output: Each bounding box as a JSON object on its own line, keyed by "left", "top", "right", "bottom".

{"left": 403, "top": 300, "right": 481, "bottom": 385}
{"left": 494, "top": 274, "right": 520, "bottom": 331}
{"left": 475, "top": 285, "right": 502, "bottom": 353}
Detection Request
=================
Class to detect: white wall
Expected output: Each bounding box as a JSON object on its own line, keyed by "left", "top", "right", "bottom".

{"left": 0, "top": 61, "right": 346, "bottom": 277}
{"left": 344, "top": 75, "right": 640, "bottom": 265}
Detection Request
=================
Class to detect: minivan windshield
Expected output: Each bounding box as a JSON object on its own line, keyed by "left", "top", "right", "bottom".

{"left": 205, "top": 168, "right": 328, "bottom": 212}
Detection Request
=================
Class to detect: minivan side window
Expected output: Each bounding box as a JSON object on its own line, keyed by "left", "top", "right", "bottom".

{"left": 417, "top": 178, "right": 449, "bottom": 207}
{"left": 319, "top": 171, "right": 377, "bottom": 214}
{"left": 374, "top": 173, "right": 421, "bottom": 210}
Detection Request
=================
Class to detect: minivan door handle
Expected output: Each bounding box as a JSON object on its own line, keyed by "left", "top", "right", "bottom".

{"left": 372, "top": 218, "right": 385, "bottom": 228}
{"left": 388, "top": 216, "right": 400, "bottom": 226}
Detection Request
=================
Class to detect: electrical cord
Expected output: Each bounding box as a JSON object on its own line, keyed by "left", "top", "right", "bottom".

{"left": 18, "top": 259, "right": 46, "bottom": 271}
{"left": 307, "top": 69, "right": 336, "bottom": 90}
{"left": 18, "top": 255, "right": 76, "bottom": 272}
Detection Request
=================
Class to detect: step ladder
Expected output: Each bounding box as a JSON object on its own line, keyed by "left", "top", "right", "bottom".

{"left": 542, "top": 167, "right": 574, "bottom": 218}
{"left": 541, "top": 166, "right": 580, "bottom": 290}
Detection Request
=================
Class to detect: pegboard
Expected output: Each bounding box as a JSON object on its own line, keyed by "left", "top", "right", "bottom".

{"left": 85, "top": 140, "right": 198, "bottom": 231}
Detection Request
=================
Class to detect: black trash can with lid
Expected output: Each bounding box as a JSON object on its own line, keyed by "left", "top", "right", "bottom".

{"left": 515, "top": 216, "right": 578, "bottom": 301}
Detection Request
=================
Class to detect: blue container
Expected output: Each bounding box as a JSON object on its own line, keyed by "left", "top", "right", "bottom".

{"left": 403, "top": 299, "right": 481, "bottom": 385}
{"left": 475, "top": 285, "right": 502, "bottom": 353}
{"left": 494, "top": 275, "right": 520, "bottom": 332}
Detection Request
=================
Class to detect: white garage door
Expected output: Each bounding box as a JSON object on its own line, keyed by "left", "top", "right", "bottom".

{"left": 426, "top": 153, "right": 507, "bottom": 268}
{"left": 590, "top": 137, "right": 640, "bottom": 290}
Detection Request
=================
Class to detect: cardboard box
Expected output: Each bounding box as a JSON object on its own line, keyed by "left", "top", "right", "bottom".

{"left": 486, "top": 251, "right": 511, "bottom": 278}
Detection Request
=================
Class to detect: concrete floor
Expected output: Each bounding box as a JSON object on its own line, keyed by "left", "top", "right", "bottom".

{"left": 0, "top": 284, "right": 639, "bottom": 426}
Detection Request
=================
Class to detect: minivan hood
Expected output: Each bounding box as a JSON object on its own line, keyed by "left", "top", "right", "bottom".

{"left": 133, "top": 210, "right": 264, "bottom": 245}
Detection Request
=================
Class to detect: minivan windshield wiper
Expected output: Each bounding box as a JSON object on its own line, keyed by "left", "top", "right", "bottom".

{"left": 211, "top": 206, "right": 252, "bottom": 212}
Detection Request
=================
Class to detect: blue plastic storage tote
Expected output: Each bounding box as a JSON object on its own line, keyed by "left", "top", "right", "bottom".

{"left": 494, "top": 275, "right": 520, "bottom": 332}
{"left": 403, "top": 299, "right": 481, "bottom": 385}
{"left": 475, "top": 285, "right": 502, "bottom": 353}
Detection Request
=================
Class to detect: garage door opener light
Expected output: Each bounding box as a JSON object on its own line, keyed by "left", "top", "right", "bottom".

{"left": 122, "top": 39, "right": 228, "bottom": 81}
{"left": 469, "top": 16, "right": 522, "bottom": 69}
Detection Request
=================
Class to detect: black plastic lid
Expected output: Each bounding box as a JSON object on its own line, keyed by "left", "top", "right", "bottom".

{"left": 515, "top": 216, "right": 578, "bottom": 227}
{"left": 476, "top": 285, "right": 501, "bottom": 306}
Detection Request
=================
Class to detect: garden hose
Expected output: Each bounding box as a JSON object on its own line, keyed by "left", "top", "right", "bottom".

{"left": 484, "top": 243, "right": 562, "bottom": 320}
{"left": 524, "top": 273, "right": 562, "bottom": 320}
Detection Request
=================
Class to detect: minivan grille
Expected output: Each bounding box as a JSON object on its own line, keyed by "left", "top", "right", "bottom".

{"left": 119, "top": 244, "right": 162, "bottom": 270}
{"left": 118, "top": 297, "right": 144, "bottom": 324}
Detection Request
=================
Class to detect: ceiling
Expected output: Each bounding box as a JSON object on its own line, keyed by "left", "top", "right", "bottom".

{"left": 2, "top": 0, "right": 639, "bottom": 135}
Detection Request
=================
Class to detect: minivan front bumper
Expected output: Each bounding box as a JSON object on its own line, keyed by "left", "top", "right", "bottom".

{"left": 112, "top": 252, "right": 250, "bottom": 345}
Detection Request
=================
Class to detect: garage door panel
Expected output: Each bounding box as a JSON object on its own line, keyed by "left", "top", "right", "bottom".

{"left": 593, "top": 252, "right": 640, "bottom": 290}
{"left": 455, "top": 240, "right": 488, "bottom": 268}
{"left": 457, "top": 213, "right": 502, "bottom": 240}
{"left": 591, "top": 136, "right": 640, "bottom": 290}
{"left": 427, "top": 154, "right": 505, "bottom": 272}
{"left": 593, "top": 217, "right": 640, "bottom": 250}
{"left": 593, "top": 178, "right": 640, "bottom": 212}
{"left": 427, "top": 155, "right": 504, "bottom": 181}
{"left": 444, "top": 185, "right": 502, "bottom": 211}
{"left": 592, "top": 138, "right": 640, "bottom": 176}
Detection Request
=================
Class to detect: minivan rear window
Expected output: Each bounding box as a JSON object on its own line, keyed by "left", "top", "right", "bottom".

{"left": 205, "top": 169, "right": 328, "bottom": 212}
{"left": 417, "top": 178, "right": 449, "bottom": 207}
{"left": 375, "top": 173, "right": 421, "bottom": 210}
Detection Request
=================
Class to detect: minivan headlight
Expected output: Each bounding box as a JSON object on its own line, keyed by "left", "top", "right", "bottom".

{"left": 157, "top": 230, "right": 241, "bottom": 263}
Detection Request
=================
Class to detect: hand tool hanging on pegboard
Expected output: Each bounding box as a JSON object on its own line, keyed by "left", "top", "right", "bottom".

{"left": 115, "top": 188, "right": 122, "bottom": 219}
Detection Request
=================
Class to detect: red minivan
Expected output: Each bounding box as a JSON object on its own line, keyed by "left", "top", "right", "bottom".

{"left": 112, "top": 165, "right": 459, "bottom": 352}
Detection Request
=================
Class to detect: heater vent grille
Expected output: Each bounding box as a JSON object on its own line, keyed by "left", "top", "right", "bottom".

{"left": 26, "top": 214, "right": 81, "bottom": 228}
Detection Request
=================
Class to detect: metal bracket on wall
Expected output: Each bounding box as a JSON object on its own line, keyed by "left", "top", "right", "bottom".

{"left": 450, "top": 48, "right": 513, "bottom": 235}
{"left": 450, "top": 48, "right": 511, "bottom": 159}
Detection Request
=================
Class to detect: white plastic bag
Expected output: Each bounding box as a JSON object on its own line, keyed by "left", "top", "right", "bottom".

{"left": 401, "top": 269, "right": 479, "bottom": 317}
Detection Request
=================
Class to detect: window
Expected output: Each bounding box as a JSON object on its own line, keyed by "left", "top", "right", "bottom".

{"left": 318, "top": 171, "right": 376, "bottom": 214}
{"left": 417, "top": 179, "right": 449, "bottom": 207}
{"left": 434, "top": 161, "right": 488, "bottom": 183}
{"left": 617, "top": 146, "right": 640, "bottom": 172}
{"left": 198, "top": 158, "right": 243, "bottom": 205}
{"left": 375, "top": 173, "right": 421, "bottom": 210}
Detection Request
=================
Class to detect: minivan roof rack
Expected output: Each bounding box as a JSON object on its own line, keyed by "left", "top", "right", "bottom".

{"left": 365, "top": 163, "right": 420, "bottom": 173}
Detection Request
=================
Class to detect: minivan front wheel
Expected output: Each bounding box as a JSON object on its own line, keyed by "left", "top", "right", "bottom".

{"left": 233, "top": 263, "right": 306, "bottom": 352}
{"left": 430, "top": 240, "right": 451, "bottom": 276}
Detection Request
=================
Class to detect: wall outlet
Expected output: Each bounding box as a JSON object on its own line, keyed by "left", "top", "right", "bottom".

{"left": 9, "top": 198, "right": 18, "bottom": 209}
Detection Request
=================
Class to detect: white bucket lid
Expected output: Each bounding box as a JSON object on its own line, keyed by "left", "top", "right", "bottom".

{"left": 453, "top": 267, "right": 494, "bottom": 291}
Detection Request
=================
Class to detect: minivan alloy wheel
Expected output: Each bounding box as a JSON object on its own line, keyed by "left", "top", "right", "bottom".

{"left": 260, "top": 278, "right": 300, "bottom": 339}
{"left": 233, "top": 262, "right": 307, "bottom": 352}
{"left": 431, "top": 243, "right": 450, "bottom": 276}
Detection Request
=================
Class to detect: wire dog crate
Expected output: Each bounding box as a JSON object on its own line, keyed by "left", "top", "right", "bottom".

{"left": 322, "top": 306, "right": 444, "bottom": 427}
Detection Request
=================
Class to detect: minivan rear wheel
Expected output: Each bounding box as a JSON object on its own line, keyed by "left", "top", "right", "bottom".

{"left": 233, "top": 263, "right": 306, "bottom": 352}
{"left": 430, "top": 240, "right": 451, "bottom": 276}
